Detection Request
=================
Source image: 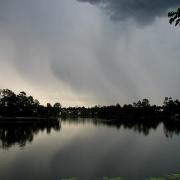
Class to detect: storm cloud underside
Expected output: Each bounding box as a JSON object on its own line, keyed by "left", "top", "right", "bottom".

{"left": 77, "top": 0, "right": 180, "bottom": 25}
{"left": 0, "top": 0, "right": 180, "bottom": 106}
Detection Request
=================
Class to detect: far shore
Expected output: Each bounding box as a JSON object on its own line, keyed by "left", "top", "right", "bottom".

{"left": 0, "top": 116, "right": 60, "bottom": 122}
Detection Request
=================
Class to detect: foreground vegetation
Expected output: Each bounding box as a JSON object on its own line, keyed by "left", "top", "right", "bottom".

{"left": 60, "top": 173, "right": 180, "bottom": 180}
{"left": 168, "top": 8, "right": 180, "bottom": 26}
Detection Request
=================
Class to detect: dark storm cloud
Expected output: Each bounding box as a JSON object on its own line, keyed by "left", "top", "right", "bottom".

{"left": 77, "top": 0, "right": 180, "bottom": 24}
{"left": 0, "top": 0, "right": 179, "bottom": 106}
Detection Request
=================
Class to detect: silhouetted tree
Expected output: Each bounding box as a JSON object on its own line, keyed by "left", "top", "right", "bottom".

{"left": 163, "top": 97, "right": 180, "bottom": 115}
{"left": 168, "top": 8, "right": 180, "bottom": 26}
{"left": 16, "top": 91, "right": 39, "bottom": 116}
{"left": 0, "top": 89, "right": 61, "bottom": 118}
{"left": 0, "top": 89, "right": 17, "bottom": 116}
{"left": 53, "top": 103, "right": 61, "bottom": 117}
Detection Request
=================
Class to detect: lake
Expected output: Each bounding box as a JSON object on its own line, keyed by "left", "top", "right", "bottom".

{"left": 0, "top": 118, "right": 180, "bottom": 180}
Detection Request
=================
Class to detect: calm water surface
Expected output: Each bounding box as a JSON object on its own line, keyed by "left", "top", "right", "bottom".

{"left": 0, "top": 118, "right": 180, "bottom": 180}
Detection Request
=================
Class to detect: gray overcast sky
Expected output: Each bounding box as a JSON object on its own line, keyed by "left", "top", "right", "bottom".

{"left": 0, "top": 0, "right": 180, "bottom": 106}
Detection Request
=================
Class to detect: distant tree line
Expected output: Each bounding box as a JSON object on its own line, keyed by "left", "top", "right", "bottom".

{"left": 61, "top": 97, "right": 180, "bottom": 121}
{"left": 0, "top": 89, "right": 61, "bottom": 117}
{"left": 0, "top": 89, "right": 179, "bottom": 121}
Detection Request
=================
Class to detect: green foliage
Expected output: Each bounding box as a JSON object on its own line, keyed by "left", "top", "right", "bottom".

{"left": 144, "top": 173, "right": 180, "bottom": 180}
{"left": 168, "top": 8, "right": 180, "bottom": 26}
{"left": 166, "top": 173, "right": 180, "bottom": 180}
{"left": 103, "top": 177, "right": 124, "bottom": 180}
{"left": 61, "top": 178, "right": 77, "bottom": 180}
{"left": 145, "top": 178, "right": 164, "bottom": 180}
{"left": 59, "top": 174, "right": 180, "bottom": 180}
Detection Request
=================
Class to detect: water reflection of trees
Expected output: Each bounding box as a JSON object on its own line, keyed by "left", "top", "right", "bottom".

{"left": 62, "top": 118, "right": 180, "bottom": 138}
{"left": 163, "top": 121, "right": 180, "bottom": 138}
{"left": 95, "top": 119, "right": 160, "bottom": 136}
{"left": 0, "top": 119, "right": 61, "bottom": 149}
{"left": 1, "top": 117, "right": 180, "bottom": 149}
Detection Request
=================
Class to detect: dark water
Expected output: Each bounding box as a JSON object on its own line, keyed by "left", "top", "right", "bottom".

{"left": 0, "top": 118, "right": 180, "bottom": 180}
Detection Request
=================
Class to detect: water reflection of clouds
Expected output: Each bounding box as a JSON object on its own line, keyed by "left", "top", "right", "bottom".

{"left": 50, "top": 122, "right": 179, "bottom": 180}
{"left": 1, "top": 120, "right": 180, "bottom": 180}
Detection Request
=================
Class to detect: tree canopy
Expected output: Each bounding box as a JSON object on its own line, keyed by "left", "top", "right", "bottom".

{"left": 0, "top": 89, "right": 61, "bottom": 117}
{"left": 168, "top": 8, "right": 180, "bottom": 26}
